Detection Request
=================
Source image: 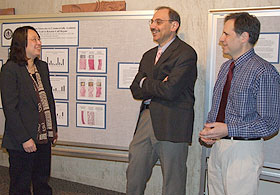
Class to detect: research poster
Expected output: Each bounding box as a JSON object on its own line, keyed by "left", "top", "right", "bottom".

{"left": 76, "top": 76, "right": 106, "bottom": 102}
{"left": 255, "top": 33, "right": 280, "bottom": 64}
{"left": 42, "top": 48, "right": 69, "bottom": 73}
{"left": 2, "top": 21, "right": 79, "bottom": 46}
{"left": 77, "top": 48, "right": 107, "bottom": 73}
{"left": 50, "top": 75, "right": 69, "bottom": 100}
{"left": 55, "top": 101, "right": 68, "bottom": 127}
{"left": 118, "top": 62, "right": 139, "bottom": 89}
{"left": 76, "top": 103, "right": 106, "bottom": 129}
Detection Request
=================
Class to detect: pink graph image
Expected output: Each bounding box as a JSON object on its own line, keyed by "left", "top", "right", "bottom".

{"left": 79, "top": 55, "right": 86, "bottom": 70}
{"left": 88, "top": 55, "right": 95, "bottom": 70}
{"left": 98, "top": 58, "right": 102, "bottom": 70}
{"left": 88, "top": 82, "right": 94, "bottom": 97}
{"left": 87, "top": 111, "right": 95, "bottom": 125}
{"left": 96, "top": 81, "right": 102, "bottom": 97}
{"left": 80, "top": 82, "right": 86, "bottom": 97}
{"left": 81, "top": 110, "right": 86, "bottom": 124}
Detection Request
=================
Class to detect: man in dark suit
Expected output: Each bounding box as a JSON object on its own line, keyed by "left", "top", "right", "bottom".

{"left": 126, "top": 6, "right": 197, "bottom": 195}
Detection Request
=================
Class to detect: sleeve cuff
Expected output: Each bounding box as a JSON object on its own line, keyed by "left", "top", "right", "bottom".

{"left": 139, "top": 77, "right": 146, "bottom": 88}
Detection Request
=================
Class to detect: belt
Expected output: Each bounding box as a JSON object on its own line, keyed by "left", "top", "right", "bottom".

{"left": 222, "top": 136, "right": 261, "bottom": 141}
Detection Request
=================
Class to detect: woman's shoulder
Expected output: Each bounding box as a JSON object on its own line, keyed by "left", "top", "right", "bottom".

{"left": 35, "top": 59, "right": 48, "bottom": 68}
{"left": 35, "top": 59, "right": 50, "bottom": 75}
{"left": 1, "top": 60, "right": 20, "bottom": 71}
{"left": 3, "top": 59, "right": 17, "bottom": 66}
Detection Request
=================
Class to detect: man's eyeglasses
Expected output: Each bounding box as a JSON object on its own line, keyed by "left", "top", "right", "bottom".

{"left": 149, "top": 19, "right": 173, "bottom": 25}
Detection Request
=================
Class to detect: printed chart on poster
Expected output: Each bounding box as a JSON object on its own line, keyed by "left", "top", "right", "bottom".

{"left": 77, "top": 48, "right": 107, "bottom": 73}
{"left": 76, "top": 76, "right": 106, "bottom": 102}
{"left": 50, "top": 75, "right": 69, "bottom": 100}
{"left": 76, "top": 103, "right": 106, "bottom": 129}
{"left": 55, "top": 101, "right": 69, "bottom": 127}
{"left": 42, "top": 48, "right": 69, "bottom": 73}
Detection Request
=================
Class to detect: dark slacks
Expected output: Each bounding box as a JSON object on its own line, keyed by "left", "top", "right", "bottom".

{"left": 7, "top": 142, "right": 52, "bottom": 195}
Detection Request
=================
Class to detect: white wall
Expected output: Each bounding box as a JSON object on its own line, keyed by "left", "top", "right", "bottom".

{"left": 0, "top": 0, "right": 280, "bottom": 194}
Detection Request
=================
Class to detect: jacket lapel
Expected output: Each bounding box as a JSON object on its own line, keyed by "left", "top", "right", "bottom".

{"left": 152, "top": 36, "right": 180, "bottom": 78}
{"left": 20, "top": 65, "right": 38, "bottom": 106}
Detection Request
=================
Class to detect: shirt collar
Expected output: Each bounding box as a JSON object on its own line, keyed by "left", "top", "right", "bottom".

{"left": 233, "top": 48, "right": 256, "bottom": 67}
{"left": 158, "top": 37, "right": 176, "bottom": 53}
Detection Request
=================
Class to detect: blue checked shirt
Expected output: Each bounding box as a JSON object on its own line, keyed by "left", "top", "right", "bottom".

{"left": 207, "top": 49, "right": 280, "bottom": 138}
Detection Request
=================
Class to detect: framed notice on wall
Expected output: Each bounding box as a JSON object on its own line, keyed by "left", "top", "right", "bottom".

{"left": 2, "top": 21, "right": 79, "bottom": 47}
{"left": 254, "top": 32, "right": 280, "bottom": 64}
{"left": 117, "top": 62, "right": 139, "bottom": 89}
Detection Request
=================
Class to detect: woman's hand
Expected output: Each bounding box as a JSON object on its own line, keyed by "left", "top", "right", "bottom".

{"left": 22, "top": 139, "right": 37, "bottom": 153}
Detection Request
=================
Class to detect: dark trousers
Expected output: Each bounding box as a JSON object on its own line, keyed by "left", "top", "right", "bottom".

{"left": 7, "top": 142, "right": 52, "bottom": 195}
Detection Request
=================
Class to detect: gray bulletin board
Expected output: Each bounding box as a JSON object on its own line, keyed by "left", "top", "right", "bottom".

{"left": 200, "top": 8, "right": 280, "bottom": 193}
{"left": 0, "top": 11, "right": 155, "bottom": 150}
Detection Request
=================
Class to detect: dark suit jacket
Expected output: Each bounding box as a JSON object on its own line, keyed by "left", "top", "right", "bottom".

{"left": 0, "top": 59, "right": 57, "bottom": 151}
{"left": 130, "top": 36, "right": 197, "bottom": 143}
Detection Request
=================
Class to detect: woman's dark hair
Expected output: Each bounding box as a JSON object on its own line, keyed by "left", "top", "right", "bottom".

{"left": 9, "top": 26, "right": 40, "bottom": 65}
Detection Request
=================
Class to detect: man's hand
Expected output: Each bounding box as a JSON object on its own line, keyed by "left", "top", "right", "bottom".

{"left": 22, "top": 138, "right": 37, "bottom": 153}
{"left": 200, "top": 137, "right": 217, "bottom": 145}
{"left": 199, "top": 126, "right": 217, "bottom": 145}
{"left": 199, "top": 122, "right": 228, "bottom": 145}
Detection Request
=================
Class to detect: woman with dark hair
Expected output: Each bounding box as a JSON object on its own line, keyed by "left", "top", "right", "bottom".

{"left": 0, "top": 26, "right": 57, "bottom": 195}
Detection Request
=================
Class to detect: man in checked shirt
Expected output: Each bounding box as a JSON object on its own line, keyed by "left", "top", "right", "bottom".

{"left": 200, "top": 12, "right": 280, "bottom": 195}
